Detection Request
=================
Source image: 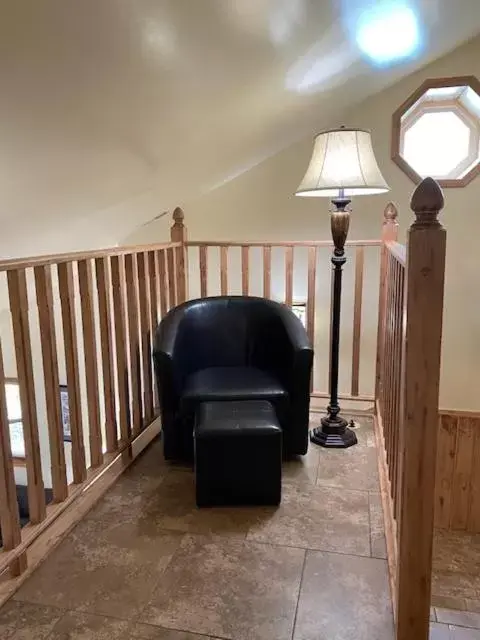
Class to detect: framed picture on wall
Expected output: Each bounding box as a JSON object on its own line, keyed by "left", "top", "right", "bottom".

{"left": 60, "top": 385, "right": 71, "bottom": 442}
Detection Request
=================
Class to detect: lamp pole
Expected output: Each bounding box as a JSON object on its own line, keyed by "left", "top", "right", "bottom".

{"left": 310, "top": 190, "right": 357, "bottom": 448}
{"left": 295, "top": 127, "right": 389, "bottom": 448}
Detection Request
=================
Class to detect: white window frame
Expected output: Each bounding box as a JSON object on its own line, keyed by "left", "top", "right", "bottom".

{"left": 399, "top": 100, "right": 479, "bottom": 180}
{"left": 392, "top": 76, "right": 480, "bottom": 188}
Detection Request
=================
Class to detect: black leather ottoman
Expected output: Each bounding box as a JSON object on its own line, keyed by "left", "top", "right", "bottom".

{"left": 194, "top": 400, "right": 282, "bottom": 507}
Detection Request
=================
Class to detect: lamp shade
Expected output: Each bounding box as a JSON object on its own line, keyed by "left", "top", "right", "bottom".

{"left": 295, "top": 127, "right": 389, "bottom": 197}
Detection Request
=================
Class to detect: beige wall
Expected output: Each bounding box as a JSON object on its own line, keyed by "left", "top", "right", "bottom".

{"left": 127, "top": 35, "right": 480, "bottom": 411}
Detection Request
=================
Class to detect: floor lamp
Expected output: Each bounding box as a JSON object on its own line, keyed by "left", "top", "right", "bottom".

{"left": 296, "top": 127, "right": 389, "bottom": 448}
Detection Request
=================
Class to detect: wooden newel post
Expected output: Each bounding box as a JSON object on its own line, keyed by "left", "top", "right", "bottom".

{"left": 170, "top": 207, "right": 187, "bottom": 304}
{"left": 396, "top": 178, "right": 446, "bottom": 640}
{"left": 375, "top": 202, "right": 399, "bottom": 401}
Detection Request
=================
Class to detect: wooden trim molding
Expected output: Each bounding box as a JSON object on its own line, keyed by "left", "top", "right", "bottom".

{"left": 391, "top": 75, "right": 480, "bottom": 188}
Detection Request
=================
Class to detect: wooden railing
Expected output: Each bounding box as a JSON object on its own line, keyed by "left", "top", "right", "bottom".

{"left": 374, "top": 178, "right": 446, "bottom": 640}
{"left": 185, "top": 238, "right": 382, "bottom": 402}
{"left": 0, "top": 231, "right": 186, "bottom": 601}
{"left": 0, "top": 180, "right": 448, "bottom": 640}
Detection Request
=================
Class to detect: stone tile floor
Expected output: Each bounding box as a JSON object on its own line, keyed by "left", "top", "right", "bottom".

{"left": 432, "top": 528, "right": 480, "bottom": 612}
{"left": 1, "top": 415, "right": 479, "bottom": 639}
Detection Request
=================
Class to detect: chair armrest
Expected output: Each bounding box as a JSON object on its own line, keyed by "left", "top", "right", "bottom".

{"left": 253, "top": 302, "right": 313, "bottom": 392}
{"left": 274, "top": 304, "right": 313, "bottom": 355}
{"left": 273, "top": 305, "right": 313, "bottom": 396}
{"left": 153, "top": 310, "right": 185, "bottom": 426}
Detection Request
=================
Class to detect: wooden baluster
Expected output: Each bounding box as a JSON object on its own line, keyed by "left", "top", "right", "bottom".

{"left": 220, "top": 246, "right": 228, "bottom": 295}
{"left": 166, "top": 247, "right": 176, "bottom": 309}
{"left": 110, "top": 256, "right": 131, "bottom": 443}
{"left": 157, "top": 249, "right": 168, "bottom": 316}
{"left": 395, "top": 267, "right": 406, "bottom": 523}
{"left": 388, "top": 259, "right": 397, "bottom": 499}
{"left": 58, "top": 262, "right": 87, "bottom": 483}
{"left": 124, "top": 254, "right": 142, "bottom": 435}
{"left": 392, "top": 262, "right": 404, "bottom": 518}
{"left": 384, "top": 254, "right": 394, "bottom": 474}
{"left": 351, "top": 246, "right": 364, "bottom": 397}
{"left": 78, "top": 259, "right": 103, "bottom": 468}
{"left": 147, "top": 251, "right": 160, "bottom": 414}
{"left": 396, "top": 178, "right": 446, "bottom": 640}
{"left": 95, "top": 257, "right": 117, "bottom": 453}
{"left": 306, "top": 246, "right": 317, "bottom": 346}
{"left": 137, "top": 252, "right": 153, "bottom": 423}
{"left": 388, "top": 258, "right": 398, "bottom": 485}
{"left": 375, "top": 203, "right": 399, "bottom": 407}
{"left": 241, "top": 245, "right": 249, "bottom": 295}
{"left": 199, "top": 245, "right": 208, "bottom": 298}
{"left": 34, "top": 265, "right": 68, "bottom": 501}
{"left": 7, "top": 269, "right": 46, "bottom": 523}
{"left": 148, "top": 251, "right": 159, "bottom": 328}
{"left": 175, "top": 244, "right": 186, "bottom": 301}
{"left": 382, "top": 256, "right": 390, "bottom": 458}
{"left": 170, "top": 207, "right": 187, "bottom": 303}
{"left": 285, "top": 246, "right": 293, "bottom": 307}
{"left": 307, "top": 246, "right": 317, "bottom": 392}
{"left": 0, "top": 337, "right": 27, "bottom": 576}
{"left": 390, "top": 259, "right": 400, "bottom": 503}
{"left": 263, "top": 246, "right": 271, "bottom": 299}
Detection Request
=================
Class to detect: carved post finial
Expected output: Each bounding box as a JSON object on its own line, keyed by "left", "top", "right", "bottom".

{"left": 384, "top": 202, "right": 398, "bottom": 224}
{"left": 171, "top": 206, "right": 186, "bottom": 241}
{"left": 410, "top": 177, "right": 444, "bottom": 228}
{"left": 172, "top": 207, "right": 184, "bottom": 226}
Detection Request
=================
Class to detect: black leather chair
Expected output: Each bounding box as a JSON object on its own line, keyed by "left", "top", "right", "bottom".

{"left": 153, "top": 296, "right": 314, "bottom": 461}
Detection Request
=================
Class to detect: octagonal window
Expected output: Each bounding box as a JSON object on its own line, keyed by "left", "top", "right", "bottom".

{"left": 392, "top": 76, "right": 480, "bottom": 187}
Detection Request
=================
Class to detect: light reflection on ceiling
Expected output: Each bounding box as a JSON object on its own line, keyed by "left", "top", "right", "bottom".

{"left": 343, "top": 0, "right": 423, "bottom": 65}
{"left": 285, "top": 23, "right": 358, "bottom": 94}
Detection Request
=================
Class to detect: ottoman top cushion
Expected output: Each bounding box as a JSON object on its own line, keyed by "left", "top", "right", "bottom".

{"left": 196, "top": 400, "right": 281, "bottom": 438}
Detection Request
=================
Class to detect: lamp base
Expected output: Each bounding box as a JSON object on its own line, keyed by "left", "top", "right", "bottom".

{"left": 310, "top": 415, "right": 358, "bottom": 449}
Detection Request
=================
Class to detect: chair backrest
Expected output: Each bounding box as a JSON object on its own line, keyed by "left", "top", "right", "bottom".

{"left": 165, "top": 296, "right": 292, "bottom": 375}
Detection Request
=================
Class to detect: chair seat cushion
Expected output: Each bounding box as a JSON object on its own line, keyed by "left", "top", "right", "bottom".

{"left": 183, "top": 367, "right": 288, "bottom": 404}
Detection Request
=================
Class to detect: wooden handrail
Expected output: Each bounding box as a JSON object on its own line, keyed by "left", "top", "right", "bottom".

{"left": 0, "top": 205, "right": 395, "bottom": 602}
{"left": 186, "top": 239, "right": 381, "bottom": 248}
{"left": 0, "top": 241, "right": 182, "bottom": 272}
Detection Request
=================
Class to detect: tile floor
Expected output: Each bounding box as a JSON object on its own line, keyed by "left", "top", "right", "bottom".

{"left": 1, "top": 415, "right": 479, "bottom": 639}
{"left": 432, "top": 528, "right": 480, "bottom": 612}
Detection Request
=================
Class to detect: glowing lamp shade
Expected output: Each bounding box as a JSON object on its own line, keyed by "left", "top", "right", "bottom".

{"left": 295, "top": 128, "right": 389, "bottom": 198}
{"left": 356, "top": 4, "right": 420, "bottom": 65}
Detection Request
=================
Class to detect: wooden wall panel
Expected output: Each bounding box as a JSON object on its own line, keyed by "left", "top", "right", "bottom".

{"left": 468, "top": 426, "right": 480, "bottom": 531}
{"left": 434, "top": 414, "right": 458, "bottom": 529}
{"left": 450, "top": 417, "right": 475, "bottom": 530}
{"left": 434, "top": 412, "right": 480, "bottom": 533}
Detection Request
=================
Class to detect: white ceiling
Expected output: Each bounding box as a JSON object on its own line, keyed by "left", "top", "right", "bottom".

{"left": 1, "top": 0, "right": 480, "bottom": 256}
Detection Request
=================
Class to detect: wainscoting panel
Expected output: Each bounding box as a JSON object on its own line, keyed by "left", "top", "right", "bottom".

{"left": 435, "top": 411, "right": 480, "bottom": 533}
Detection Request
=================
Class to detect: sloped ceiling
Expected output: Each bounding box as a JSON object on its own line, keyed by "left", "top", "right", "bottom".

{"left": 1, "top": 0, "right": 480, "bottom": 256}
